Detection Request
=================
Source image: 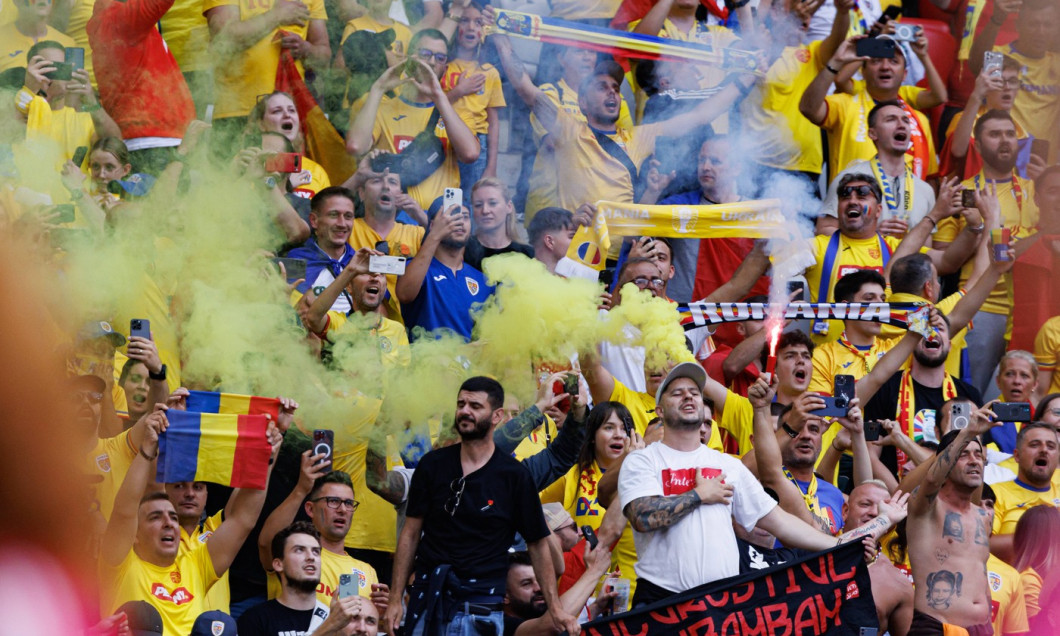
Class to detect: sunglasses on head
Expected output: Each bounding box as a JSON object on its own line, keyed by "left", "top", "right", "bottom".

{"left": 838, "top": 185, "right": 876, "bottom": 198}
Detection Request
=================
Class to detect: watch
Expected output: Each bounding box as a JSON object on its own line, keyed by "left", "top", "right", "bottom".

{"left": 149, "top": 364, "right": 167, "bottom": 381}
{"left": 263, "top": 176, "right": 278, "bottom": 189}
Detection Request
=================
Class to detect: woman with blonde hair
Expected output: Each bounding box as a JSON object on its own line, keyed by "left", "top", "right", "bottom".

{"left": 246, "top": 91, "right": 331, "bottom": 199}
{"left": 464, "top": 176, "right": 533, "bottom": 270}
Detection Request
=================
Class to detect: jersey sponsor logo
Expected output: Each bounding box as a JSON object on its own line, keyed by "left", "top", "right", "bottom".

{"left": 837, "top": 265, "right": 884, "bottom": 279}
{"left": 150, "top": 582, "right": 194, "bottom": 605}
{"left": 575, "top": 496, "right": 600, "bottom": 516}
{"left": 394, "top": 135, "right": 414, "bottom": 152}
{"left": 392, "top": 115, "right": 407, "bottom": 121}
{"left": 660, "top": 467, "right": 722, "bottom": 496}
{"left": 844, "top": 581, "right": 860, "bottom": 600}
{"left": 988, "top": 571, "right": 1002, "bottom": 592}
{"left": 465, "top": 278, "right": 480, "bottom": 295}
{"left": 96, "top": 453, "right": 112, "bottom": 473}
{"left": 795, "top": 48, "right": 811, "bottom": 64}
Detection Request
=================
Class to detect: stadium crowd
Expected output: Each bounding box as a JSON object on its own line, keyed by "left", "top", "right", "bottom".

{"left": 4, "top": 0, "right": 1060, "bottom": 632}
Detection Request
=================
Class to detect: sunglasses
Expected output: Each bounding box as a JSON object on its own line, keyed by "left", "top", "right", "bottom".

{"left": 73, "top": 390, "right": 104, "bottom": 404}
{"left": 444, "top": 477, "right": 465, "bottom": 516}
{"left": 838, "top": 185, "right": 877, "bottom": 199}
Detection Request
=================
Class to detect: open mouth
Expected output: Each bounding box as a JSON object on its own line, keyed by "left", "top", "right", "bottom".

{"left": 132, "top": 394, "right": 147, "bottom": 404}
{"left": 1036, "top": 458, "right": 1049, "bottom": 468}
{"left": 608, "top": 442, "right": 626, "bottom": 453}
{"left": 604, "top": 98, "right": 618, "bottom": 110}
{"left": 160, "top": 534, "right": 176, "bottom": 546}
{"left": 893, "top": 132, "right": 908, "bottom": 143}
{"left": 378, "top": 194, "right": 392, "bottom": 205}
{"left": 794, "top": 369, "right": 807, "bottom": 382}
{"left": 923, "top": 340, "right": 942, "bottom": 351}
{"left": 281, "top": 121, "right": 295, "bottom": 133}
{"left": 845, "top": 206, "right": 863, "bottom": 219}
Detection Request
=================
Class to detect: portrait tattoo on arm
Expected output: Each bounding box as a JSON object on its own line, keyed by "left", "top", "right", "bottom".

{"left": 942, "top": 512, "right": 965, "bottom": 541}
{"left": 925, "top": 570, "right": 962, "bottom": 610}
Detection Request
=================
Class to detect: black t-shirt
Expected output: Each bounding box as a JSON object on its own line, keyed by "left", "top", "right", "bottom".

{"left": 736, "top": 537, "right": 803, "bottom": 573}
{"left": 463, "top": 237, "right": 535, "bottom": 271}
{"left": 503, "top": 614, "right": 527, "bottom": 636}
{"left": 865, "top": 371, "right": 982, "bottom": 426}
{"left": 407, "top": 444, "right": 550, "bottom": 581}
{"left": 236, "top": 599, "right": 323, "bottom": 636}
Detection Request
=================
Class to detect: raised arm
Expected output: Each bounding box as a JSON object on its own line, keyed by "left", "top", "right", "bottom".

{"left": 759, "top": 488, "right": 908, "bottom": 549}
{"left": 630, "top": 0, "right": 673, "bottom": 36}
{"left": 968, "top": 0, "right": 1020, "bottom": 74}
{"left": 494, "top": 373, "right": 566, "bottom": 454}
{"left": 950, "top": 70, "right": 1001, "bottom": 160}
{"left": 800, "top": 37, "right": 866, "bottom": 126}
{"left": 910, "top": 28, "right": 948, "bottom": 109}
{"left": 655, "top": 80, "right": 751, "bottom": 138}
{"left": 703, "top": 240, "right": 770, "bottom": 304}
{"left": 257, "top": 448, "right": 329, "bottom": 570}
{"left": 305, "top": 248, "right": 376, "bottom": 333}
{"left": 206, "top": 1, "right": 311, "bottom": 57}
{"left": 522, "top": 395, "right": 590, "bottom": 491}
{"left": 820, "top": 0, "right": 853, "bottom": 62}
{"left": 395, "top": 205, "right": 465, "bottom": 303}
{"left": 909, "top": 403, "right": 998, "bottom": 515}
{"left": 100, "top": 408, "right": 168, "bottom": 566}
{"left": 406, "top": 58, "right": 479, "bottom": 163}
{"left": 888, "top": 177, "right": 959, "bottom": 275}
{"left": 855, "top": 309, "right": 944, "bottom": 405}
{"left": 346, "top": 64, "right": 410, "bottom": 156}
{"left": 488, "top": 22, "right": 558, "bottom": 134}
{"left": 581, "top": 346, "right": 616, "bottom": 406}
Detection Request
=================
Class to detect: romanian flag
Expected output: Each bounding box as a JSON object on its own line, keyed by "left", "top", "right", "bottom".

{"left": 157, "top": 410, "right": 272, "bottom": 489}
{"left": 275, "top": 39, "right": 358, "bottom": 184}
{"left": 186, "top": 390, "right": 282, "bottom": 420}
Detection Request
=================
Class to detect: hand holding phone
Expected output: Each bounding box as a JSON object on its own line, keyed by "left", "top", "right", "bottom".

{"left": 443, "top": 187, "right": 463, "bottom": 214}
{"left": 130, "top": 318, "right": 152, "bottom": 341}
{"left": 313, "top": 429, "right": 334, "bottom": 473}
{"left": 580, "top": 525, "right": 598, "bottom": 549}
{"left": 856, "top": 37, "right": 896, "bottom": 59}
{"left": 263, "top": 152, "right": 302, "bottom": 173}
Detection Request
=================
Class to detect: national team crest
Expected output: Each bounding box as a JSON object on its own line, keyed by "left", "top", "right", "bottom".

{"left": 379, "top": 337, "right": 393, "bottom": 353}
{"left": 465, "top": 278, "right": 480, "bottom": 295}
{"left": 211, "top": 620, "right": 226, "bottom": 635}
{"left": 868, "top": 247, "right": 881, "bottom": 259}
{"left": 989, "top": 571, "right": 1002, "bottom": 592}
{"left": 96, "top": 453, "right": 111, "bottom": 473}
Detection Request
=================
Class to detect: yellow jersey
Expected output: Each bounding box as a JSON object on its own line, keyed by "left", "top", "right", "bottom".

{"left": 325, "top": 312, "right": 410, "bottom": 371}
{"left": 100, "top": 546, "right": 220, "bottom": 635}
{"left": 1033, "top": 316, "right": 1060, "bottom": 394}
{"left": 0, "top": 22, "right": 77, "bottom": 72}
{"left": 525, "top": 78, "right": 632, "bottom": 220}
{"left": 512, "top": 415, "right": 560, "bottom": 461}
{"left": 879, "top": 291, "right": 966, "bottom": 378}
{"left": 997, "top": 43, "right": 1060, "bottom": 162}
{"left": 348, "top": 218, "right": 424, "bottom": 324}
{"left": 937, "top": 175, "right": 1038, "bottom": 317}
{"left": 742, "top": 41, "right": 825, "bottom": 173}
{"left": 717, "top": 389, "right": 755, "bottom": 457}
{"left": 366, "top": 93, "right": 460, "bottom": 209}
{"left": 539, "top": 460, "right": 639, "bottom": 595}
{"left": 289, "top": 156, "right": 331, "bottom": 200}
{"left": 160, "top": 0, "right": 212, "bottom": 73}
{"left": 179, "top": 511, "right": 229, "bottom": 613}
{"left": 987, "top": 553, "right": 1029, "bottom": 636}
{"left": 440, "top": 58, "right": 506, "bottom": 135}
{"left": 203, "top": 0, "right": 327, "bottom": 119}
{"left": 267, "top": 548, "right": 378, "bottom": 604}
{"left": 809, "top": 335, "right": 897, "bottom": 394}
{"left": 821, "top": 86, "right": 937, "bottom": 181}
{"left": 340, "top": 15, "right": 411, "bottom": 57}
{"left": 991, "top": 477, "right": 1060, "bottom": 536}
{"left": 89, "top": 430, "right": 137, "bottom": 521}
{"left": 804, "top": 232, "right": 901, "bottom": 344}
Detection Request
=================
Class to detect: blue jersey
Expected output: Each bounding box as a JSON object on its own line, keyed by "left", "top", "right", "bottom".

{"left": 286, "top": 239, "right": 356, "bottom": 313}
{"left": 401, "top": 258, "right": 494, "bottom": 340}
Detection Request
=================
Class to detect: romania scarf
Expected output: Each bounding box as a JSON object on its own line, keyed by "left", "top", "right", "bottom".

{"left": 677, "top": 301, "right": 937, "bottom": 338}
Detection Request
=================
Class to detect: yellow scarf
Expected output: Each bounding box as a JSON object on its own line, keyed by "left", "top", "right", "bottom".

{"left": 562, "top": 198, "right": 788, "bottom": 275}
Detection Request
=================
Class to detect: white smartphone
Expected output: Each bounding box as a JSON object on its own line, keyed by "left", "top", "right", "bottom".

{"left": 338, "top": 573, "right": 357, "bottom": 599}
{"left": 369, "top": 254, "right": 407, "bottom": 275}
{"left": 443, "top": 187, "right": 462, "bottom": 214}
{"left": 984, "top": 51, "right": 1003, "bottom": 78}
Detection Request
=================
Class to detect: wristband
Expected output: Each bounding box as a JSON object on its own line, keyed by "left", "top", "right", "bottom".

{"left": 967, "top": 221, "right": 986, "bottom": 234}
{"left": 82, "top": 102, "right": 101, "bottom": 113}
{"left": 140, "top": 447, "right": 159, "bottom": 461}
{"left": 825, "top": 63, "right": 840, "bottom": 75}
{"left": 924, "top": 216, "right": 938, "bottom": 228}
{"left": 149, "top": 363, "right": 167, "bottom": 381}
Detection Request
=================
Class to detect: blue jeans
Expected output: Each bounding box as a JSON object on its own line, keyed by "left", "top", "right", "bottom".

{"left": 458, "top": 132, "right": 489, "bottom": 201}
{"left": 445, "top": 609, "right": 504, "bottom": 636}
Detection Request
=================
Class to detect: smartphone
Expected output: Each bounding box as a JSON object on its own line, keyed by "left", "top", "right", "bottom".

{"left": 950, "top": 402, "right": 972, "bottom": 430}
{"left": 313, "top": 429, "right": 334, "bottom": 473}
{"left": 1031, "top": 138, "right": 1050, "bottom": 162}
{"left": 834, "top": 374, "right": 855, "bottom": 407}
{"left": 892, "top": 23, "right": 920, "bottom": 42}
{"left": 130, "top": 318, "right": 151, "bottom": 341}
{"left": 562, "top": 373, "right": 579, "bottom": 398}
{"left": 961, "top": 189, "right": 977, "bottom": 209}
{"left": 263, "top": 152, "right": 302, "bottom": 173}
{"left": 864, "top": 420, "right": 882, "bottom": 442}
{"left": 374, "top": 240, "right": 390, "bottom": 255}
{"left": 787, "top": 276, "right": 807, "bottom": 302}
{"left": 338, "top": 573, "right": 357, "bottom": 599}
{"left": 856, "top": 37, "right": 896, "bottom": 59}
{"left": 44, "top": 62, "right": 74, "bottom": 81}
{"left": 271, "top": 257, "right": 307, "bottom": 281}
{"left": 53, "top": 204, "right": 76, "bottom": 224}
{"left": 368, "top": 254, "right": 407, "bottom": 275}
{"left": 992, "top": 402, "right": 1032, "bottom": 422}
{"left": 204, "top": 104, "right": 214, "bottom": 125}
{"left": 580, "top": 525, "right": 598, "bottom": 549}
{"left": 370, "top": 153, "right": 398, "bottom": 173}
{"left": 881, "top": 5, "right": 903, "bottom": 21}
{"left": 65, "top": 47, "right": 84, "bottom": 73}
{"left": 71, "top": 145, "right": 88, "bottom": 166}
{"left": 991, "top": 228, "right": 1012, "bottom": 262}
{"left": 984, "top": 50, "right": 1004, "bottom": 78}
{"left": 443, "top": 187, "right": 463, "bottom": 214}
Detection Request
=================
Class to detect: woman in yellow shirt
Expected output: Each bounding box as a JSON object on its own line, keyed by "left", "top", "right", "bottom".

{"left": 540, "top": 402, "right": 638, "bottom": 594}
{"left": 1013, "top": 504, "right": 1060, "bottom": 632}
{"left": 247, "top": 92, "right": 332, "bottom": 199}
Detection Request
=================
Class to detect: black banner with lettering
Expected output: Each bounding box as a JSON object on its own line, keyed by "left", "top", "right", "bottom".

{"left": 582, "top": 542, "right": 878, "bottom": 636}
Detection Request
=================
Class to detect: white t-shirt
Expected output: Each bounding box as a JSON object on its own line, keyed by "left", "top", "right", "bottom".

{"left": 618, "top": 442, "right": 776, "bottom": 593}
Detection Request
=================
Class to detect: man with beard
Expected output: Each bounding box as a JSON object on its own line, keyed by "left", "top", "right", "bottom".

{"left": 618, "top": 363, "right": 907, "bottom": 606}
{"left": 396, "top": 203, "right": 493, "bottom": 341}
{"left": 238, "top": 522, "right": 381, "bottom": 635}
{"left": 287, "top": 188, "right": 358, "bottom": 315}
{"left": 865, "top": 317, "right": 983, "bottom": 445}
{"left": 988, "top": 423, "right": 1060, "bottom": 563}
{"left": 384, "top": 377, "right": 580, "bottom": 636}
{"left": 305, "top": 247, "right": 410, "bottom": 372}
{"left": 936, "top": 110, "right": 1040, "bottom": 395}
{"left": 348, "top": 165, "right": 426, "bottom": 324}
{"left": 906, "top": 408, "right": 1002, "bottom": 634}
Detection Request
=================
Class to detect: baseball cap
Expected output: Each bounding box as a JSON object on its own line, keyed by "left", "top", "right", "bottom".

{"left": 80, "top": 320, "right": 127, "bottom": 347}
{"left": 116, "top": 601, "right": 162, "bottom": 636}
{"left": 655, "top": 361, "right": 707, "bottom": 404}
{"left": 190, "top": 610, "right": 238, "bottom": 636}
{"left": 542, "top": 502, "right": 573, "bottom": 532}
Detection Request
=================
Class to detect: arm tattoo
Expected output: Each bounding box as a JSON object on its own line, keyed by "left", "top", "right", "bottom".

{"left": 837, "top": 515, "right": 890, "bottom": 544}
{"left": 942, "top": 512, "right": 965, "bottom": 541}
{"left": 624, "top": 493, "right": 701, "bottom": 533}
{"left": 365, "top": 451, "right": 404, "bottom": 504}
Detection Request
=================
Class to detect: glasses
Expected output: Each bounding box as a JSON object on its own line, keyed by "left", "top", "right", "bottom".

{"left": 444, "top": 477, "right": 465, "bottom": 516}
{"left": 556, "top": 522, "right": 577, "bottom": 534}
{"left": 838, "top": 185, "right": 876, "bottom": 198}
{"left": 1002, "top": 78, "right": 1020, "bottom": 88}
{"left": 632, "top": 277, "right": 666, "bottom": 290}
{"left": 417, "top": 49, "right": 448, "bottom": 64}
{"left": 72, "top": 390, "right": 104, "bottom": 404}
{"left": 311, "top": 496, "right": 359, "bottom": 511}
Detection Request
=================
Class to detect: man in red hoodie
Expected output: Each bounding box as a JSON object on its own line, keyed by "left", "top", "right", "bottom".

{"left": 87, "top": 0, "right": 196, "bottom": 175}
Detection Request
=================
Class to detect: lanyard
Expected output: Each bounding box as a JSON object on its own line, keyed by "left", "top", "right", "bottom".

{"left": 782, "top": 466, "right": 820, "bottom": 517}
{"left": 975, "top": 173, "right": 1025, "bottom": 233}
{"left": 871, "top": 156, "right": 913, "bottom": 214}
